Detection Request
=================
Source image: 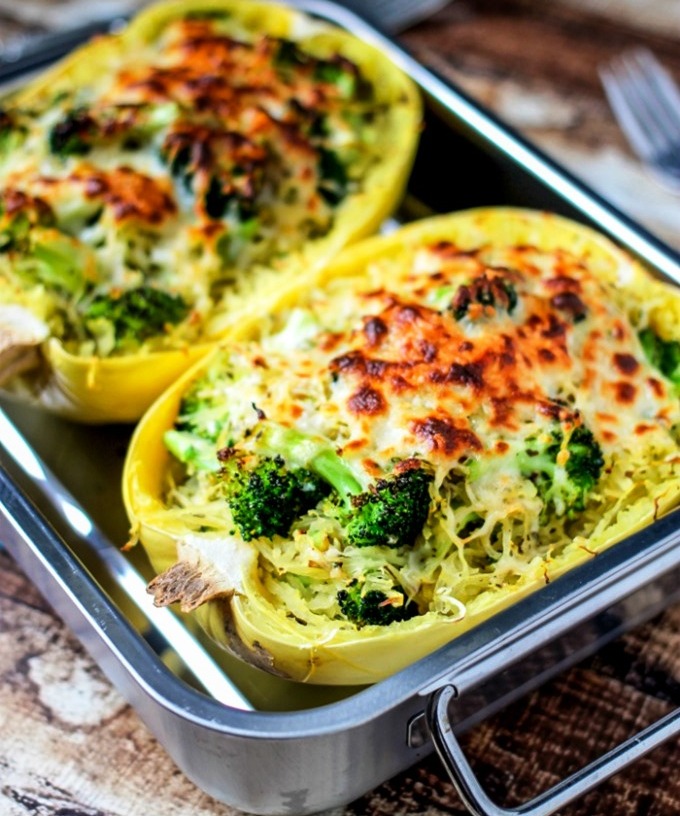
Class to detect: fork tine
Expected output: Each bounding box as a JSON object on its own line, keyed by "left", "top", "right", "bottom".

{"left": 620, "top": 49, "right": 680, "bottom": 145}
{"left": 601, "top": 50, "right": 680, "bottom": 158}
{"left": 634, "top": 48, "right": 680, "bottom": 132}
{"left": 614, "top": 54, "right": 676, "bottom": 152}
{"left": 601, "top": 48, "right": 680, "bottom": 193}
{"left": 600, "top": 65, "right": 659, "bottom": 160}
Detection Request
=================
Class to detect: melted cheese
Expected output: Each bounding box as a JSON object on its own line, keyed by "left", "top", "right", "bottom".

{"left": 0, "top": 13, "right": 391, "bottom": 357}
{"left": 162, "top": 235, "right": 680, "bottom": 629}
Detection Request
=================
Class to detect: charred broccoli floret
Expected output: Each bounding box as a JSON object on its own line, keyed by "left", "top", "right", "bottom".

{"left": 48, "top": 109, "right": 97, "bottom": 156}
{"left": 273, "top": 38, "right": 310, "bottom": 71}
{"left": 273, "top": 38, "right": 361, "bottom": 99}
{"left": 0, "top": 196, "right": 55, "bottom": 254}
{"left": 203, "top": 176, "right": 258, "bottom": 222}
{"left": 337, "top": 580, "right": 418, "bottom": 627}
{"left": 50, "top": 103, "right": 177, "bottom": 158}
{"left": 639, "top": 327, "right": 680, "bottom": 395}
{"left": 333, "top": 466, "right": 433, "bottom": 549}
{"left": 517, "top": 423, "right": 604, "bottom": 518}
{"left": 83, "top": 286, "right": 189, "bottom": 346}
{"left": 217, "top": 450, "right": 329, "bottom": 541}
{"left": 313, "top": 58, "right": 359, "bottom": 98}
{"left": 0, "top": 194, "right": 91, "bottom": 296}
{"left": 451, "top": 272, "right": 518, "bottom": 320}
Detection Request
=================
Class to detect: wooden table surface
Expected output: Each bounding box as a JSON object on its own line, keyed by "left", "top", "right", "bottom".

{"left": 2, "top": 2, "right": 680, "bottom": 815}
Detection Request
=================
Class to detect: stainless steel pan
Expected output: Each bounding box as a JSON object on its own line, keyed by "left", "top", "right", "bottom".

{"left": 2, "top": 3, "right": 680, "bottom": 814}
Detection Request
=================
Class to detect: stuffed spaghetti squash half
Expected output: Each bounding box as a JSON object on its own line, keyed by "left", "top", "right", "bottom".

{"left": 124, "top": 208, "right": 680, "bottom": 685}
{"left": 0, "top": 0, "right": 420, "bottom": 421}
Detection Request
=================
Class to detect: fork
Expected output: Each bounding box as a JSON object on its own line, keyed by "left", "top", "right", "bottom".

{"left": 600, "top": 48, "right": 680, "bottom": 193}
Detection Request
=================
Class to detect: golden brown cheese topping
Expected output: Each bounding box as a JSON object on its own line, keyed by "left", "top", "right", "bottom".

{"left": 166, "top": 236, "right": 680, "bottom": 473}
{"left": 70, "top": 166, "right": 177, "bottom": 224}
{"left": 0, "top": 11, "right": 390, "bottom": 357}
{"left": 158, "top": 224, "right": 680, "bottom": 643}
{"left": 291, "top": 241, "right": 666, "bottom": 469}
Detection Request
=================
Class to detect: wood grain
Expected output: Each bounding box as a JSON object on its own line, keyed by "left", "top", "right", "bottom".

{"left": 2, "top": 547, "right": 680, "bottom": 816}
{"left": 0, "top": 551, "right": 237, "bottom": 816}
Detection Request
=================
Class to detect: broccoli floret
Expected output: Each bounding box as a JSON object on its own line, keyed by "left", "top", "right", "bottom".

{"left": 273, "top": 38, "right": 309, "bottom": 71}
{"left": 212, "top": 423, "right": 432, "bottom": 546}
{"left": 0, "top": 192, "right": 55, "bottom": 253}
{"left": 249, "top": 423, "right": 433, "bottom": 548}
{"left": 274, "top": 40, "right": 365, "bottom": 101}
{"left": 48, "top": 109, "right": 97, "bottom": 156}
{"left": 203, "top": 176, "right": 257, "bottom": 222}
{"left": 164, "top": 390, "right": 235, "bottom": 473}
{"left": 317, "top": 148, "right": 348, "bottom": 206}
{"left": 50, "top": 103, "right": 177, "bottom": 158}
{"left": 218, "top": 450, "right": 329, "bottom": 541}
{"left": 161, "top": 124, "right": 263, "bottom": 224}
{"left": 313, "top": 58, "right": 358, "bottom": 98}
{"left": 451, "top": 272, "right": 518, "bottom": 320}
{"left": 161, "top": 139, "right": 192, "bottom": 186}
{"left": 0, "top": 109, "right": 27, "bottom": 157}
{"left": 0, "top": 210, "right": 32, "bottom": 254}
{"left": 0, "top": 192, "right": 92, "bottom": 295}
{"left": 175, "top": 392, "right": 218, "bottom": 436}
{"left": 517, "top": 423, "right": 604, "bottom": 518}
{"left": 341, "top": 468, "right": 434, "bottom": 548}
{"left": 639, "top": 327, "right": 680, "bottom": 395}
{"left": 24, "top": 232, "right": 91, "bottom": 296}
{"left": 83, "top": 286, "right": 189, "bottom": 346}
{"left": 165, "top": 428, "right": 221, "bottom": 473}
{"left": 203, "top": 176, "right": 231, "bottom": 219}
{"left": 169, "top": 416, "right": 433, "bottom": 545}
{"left": 337, "top": 581, "right": 418, "bottom": 627}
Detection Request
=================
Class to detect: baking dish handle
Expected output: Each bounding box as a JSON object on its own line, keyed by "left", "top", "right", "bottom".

{"left": 428, "top": 684, "right": 680, "bottom": 816}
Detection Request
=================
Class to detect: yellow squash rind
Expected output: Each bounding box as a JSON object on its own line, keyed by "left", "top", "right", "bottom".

{"left": 124, "top": 207, "right": 680, "bottom": 684}
{"left": 1, "top": 0, "right": 421, "bottom": 422}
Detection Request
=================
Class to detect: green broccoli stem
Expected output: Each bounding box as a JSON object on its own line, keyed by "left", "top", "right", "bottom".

{"left": 13, "top": 230, "right": 91, "bottom": 297}
{"left": 516, "top": 447, "right": 557, "bottom": 483}
{"left": 255, "top": 422, "right": 363, "bottom": 499}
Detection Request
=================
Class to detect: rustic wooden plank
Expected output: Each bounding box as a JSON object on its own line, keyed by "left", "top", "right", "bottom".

{"left": 0, "top": 551, "right": 238, "bottom": 816}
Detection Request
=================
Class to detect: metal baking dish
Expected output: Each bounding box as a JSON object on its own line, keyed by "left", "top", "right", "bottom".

{"left": 2, "top": 3, "right": 680, "bottom": 815}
